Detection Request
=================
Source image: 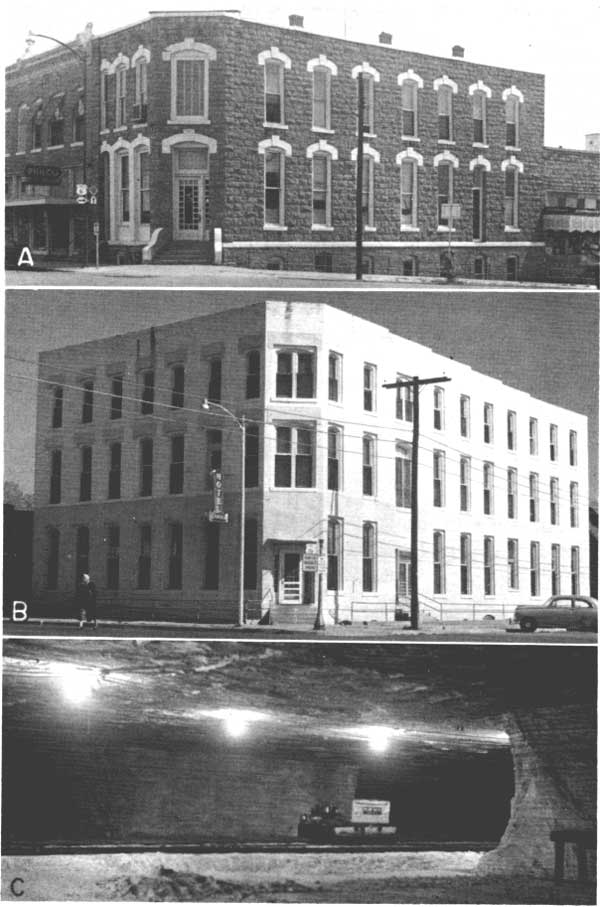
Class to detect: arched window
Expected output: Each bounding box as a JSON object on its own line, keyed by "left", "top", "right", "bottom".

{"left": 307, "top": 142, "right": 338, "bottom": 228}
{"left": 503, "top": 87, "right": 524, "bottom": 147}
{"left": 48, "top": 95, "right": 64, "bottom": 147}
{"left": 469, "top": 81, "right": 491, "bottom": 144}
{"left": 72, "top": 96, "right": 85, "bottom": 143}
{"left": 308, "top": 56, "right": 337, "bottom": 131}
{"left": 134, "top": 56, "right": 148, "bottom": 120}
{"left": 398, "top": 70, "right": 423, "bottom": 139}
{"left": 163, "top": 39, "right": 217, "bottom": 123}
{"left": 31, "top": 102, "right": 43, "bottom": 150}
{"left": 264, "top": 149, "right": 284, "bottom": 227}
{"left": 17, "top": 104, "right": 29, "bottom": 153}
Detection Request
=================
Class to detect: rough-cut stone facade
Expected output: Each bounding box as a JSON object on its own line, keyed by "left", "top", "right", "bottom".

{"left": 5, "top": 13, "right": 598, "bottom": 280}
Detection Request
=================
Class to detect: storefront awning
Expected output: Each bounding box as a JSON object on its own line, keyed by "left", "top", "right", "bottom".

{"left": 543, "top": 213, "right": 600, "bottom": 233}
{"left": 6, "top": 197, "right": 78, "bottom": 208}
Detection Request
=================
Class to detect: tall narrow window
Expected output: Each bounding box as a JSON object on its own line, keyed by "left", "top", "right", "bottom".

{"left": 47, "top": 529, "right": 60, "bottom": 590}
{"left": 505, "top": 94, "right": 519, "bottom": 146}
{"left": 549, "top": 424, "right": 558, "bottom": 461}
{"left": 360, "top": 156, "right": 374, "bottom": 229}
{"left": 401, "top": 80, "right": 418, "bottom": 137}
{"left": 75, "top": 526, "right": 90, "bottom": 582}
{"left": 484, "top": 536, "right": 495, "bottom": 595}
{"left": 312, "top": 153, "right": 331, "bottom": 226}
{"left": 400, "top": 158, "right": 417, "bottom": 228}
{"left": 82, "top": 380, "right": 94, "bottom": 423}
{"left": 137, "top": 524, "right": 152, "bottom": 589}
{"left": 207, "top": 358, "right": 222, "bottom": 403}
{"left": 312, "top": 67, "right": 330, "bottom": 130}
{"left": 49, "top": 96, "right": 64, "bottom": 146}
{"left": 265, "top": 59, "right": 284, "bottom": 124}
{"left": 119, "top": 153, "right": 130, "bottom": 222}
{"left": 328, "top": 352, "right": 341, "bottom": 402}
{"left": 437, "top": 85, "right": 452, "bottom": 141}
{"left": 52, "top": 386, "right": 63, "bottom": 428}
{"left": 472, "top": 166, "right": 486, "bottom": 241}
{"left": 571, "top": 547, "right": 580, "bottom": 594}
{"left": 508, "top": 539, "right": 519, "bottom": 590}
{"left": 507, "top": 467, "right": 518, "bottom": 518}
{"left": 437, "top": 162, "right": 453, "bottom": 226}
{"left": 483, "top": 403, "right": 493, "bottom": 443}
{"left": 362, "top": 435, "right": 375, "bottom": 496}
{"left": 551, "top": 544, "right": 561, "bottom": 595}
{"left": 570, "top": 482, "right": 579, "bottom": 527}
{"left": 395, "top": 443, "right": 412, "bottom": 508}
{"left": 169, "top": 435, "right": 185, "bottom": 494}
{"left": 550, "top": 477, "right": 559, "bottom": 525}
{"left": 357, "top": 72, "right": 374, "bottom": 134}
{"left": 171, "top": 365, "right": 185, "bottom": 407}
{"left": 108, "top": 442, "right": 122, "bottom": 499}
{"left": 246, "top": 351, "right": 261, "bottom": 399}
{"left": 276, "top": 350, "right": 315, "bottom": 398}
{"left": 79, "top": 446, "right": 92, "bottom": 502}
{"left": 17, "top": 103, "right": 29, "bottom": 153}
{"left": 396, "top": 377, "right": 413, "bottom": 421}
{"left": 139, "top": 150, "right": 150, "bottom": 223}
{"left": 433, "top": 450, "right": 445, "bottom": 507}
{"left": 472, "top": 90, "right": 486, "bottom": 144}
{"left": 134, "top": 57, "right": 148, "bottom": 119}
{"left": 175, "top": 57, "right": 207, "bottom": 119}
{"left": 530, "top": 541, "right": 540, "bottom": 596}
{"left": 460, "top": 533, "right": 472, "bottom": 595}
{"left": 460, "top": 395, "right": 470, "bottom": 438}
{"left": 141, "top": 370, "right": 154, "bottom": 414}
{"left": 362, "top": 522, "right": 376, "bottom": 592}
{"left": 507, "top": 411, "right": 517, "bottom": 450}
{"left": 529, "top": 473, "right": 539, "bottom": 522}
{"left": 139, "top": 438, "right": 153, "bottom": 496}
{"left": 459, "top": 456, "right": 470, "bottom": 511}
{"left": 264, "top": 150, "right": 284, "bottom": 227}
{"left": 327, "top": 518, "right": 343, "bottom": 591}
{"left": 72, "top": 97, "right": 85, "bottom": 143}
{"left": 106, "top": 524, "right": 120, "bottom": 590}
{"left": 115, "top": 66, "right": 127, "bottom": 127}
{"left": 433, "top": 530, "right": 445, "bottom": 594}
{"left": 110, "top": 375, "right": 123, "bottom": 419}
{"left": 244, "top": 519, "right": 258, "bottom": 590}
{"left": 363, "top": 364, "right": 375, "bottom": 411}
{"left": 328, "top": 426, "right": 341, "bottom": 491}
{"left": 529, "top": 417, "right": 538, "bottom": 455}
{"left": 32, "top": 104, "right": 43, "bottom": 149}
{"left": 504, "top": 167, "right": 518, "bottom": 228}
{"left": 204, "top": 523, "right": 220, "bottom": 589}
{"left": 569, "top": 430, "right": 578, "bottom": 466}
{"left": 100, "top": 70, "right": 109, "bottom": 131}
{"left": 433, "top": 387, "right": 444, "bottom": 430}
{"left": 245, "top": 424, "right": 260, "bottom": 488}
{"left": 50, "top": 450, "right": 62, "bottom": 504}
{"left": 483, "top": 462, "right": 494, "bottom": 515}
{"left": 168, "top": 522, "right": 183, "bottom": 589}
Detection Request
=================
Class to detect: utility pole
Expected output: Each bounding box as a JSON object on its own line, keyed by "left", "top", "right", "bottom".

{"left": 356, "top": 71, "right": 364, "bottom": 281}
{"left": 383, "top": 375, "right": 451, "bottom": 630}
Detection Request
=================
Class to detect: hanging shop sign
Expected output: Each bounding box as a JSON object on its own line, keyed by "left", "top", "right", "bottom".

{"left": 208, "top": 470, "right": 229, "bottom": 523}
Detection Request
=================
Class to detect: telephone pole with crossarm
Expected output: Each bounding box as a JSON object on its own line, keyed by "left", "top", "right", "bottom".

{"left": 383, "top": 375, "right": 451, "bottom": 630}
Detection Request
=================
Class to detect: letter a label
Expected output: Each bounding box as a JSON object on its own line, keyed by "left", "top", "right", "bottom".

{"left": 17, "top": 247, "right": 34, "bottom": 268}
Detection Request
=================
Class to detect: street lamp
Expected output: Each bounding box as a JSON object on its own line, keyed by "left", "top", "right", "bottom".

{"left": 26, "top": 27, "right": 92, "bottom": 264}
{"left": 201, "top": 399, "right": 246, "bottom": 626}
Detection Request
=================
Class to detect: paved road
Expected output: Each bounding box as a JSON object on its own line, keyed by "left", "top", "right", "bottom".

{"left": 4, "top": 620, "right": 596, "bottom": 643}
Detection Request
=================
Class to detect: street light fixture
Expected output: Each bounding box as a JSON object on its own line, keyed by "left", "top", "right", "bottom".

{"left": 201, "top": 399, "right": 246, "bottom": 626}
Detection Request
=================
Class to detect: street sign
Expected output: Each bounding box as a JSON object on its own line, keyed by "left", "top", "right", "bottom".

{"left": 23, "top": 164, "right": 62, "bottom": 186}
{"left": 441, "top": 203, "right": 461, "bottom": 220}
{"left": 92, "top": 222, "right": 100, "bottom": 235}
{"left": 90, "top": 197, "right": 98, "bottom": 205}
{"left": 303, "top": 544, "right": 319, "bottom": 572}
{"left": 76, "top": 183, "right": 88, "bottom": 196}
{"left": 88, "top": 185, "right": 98, "bottom": 196}
{"left": 76, "top": 197, "right": 88, "bottom": 205}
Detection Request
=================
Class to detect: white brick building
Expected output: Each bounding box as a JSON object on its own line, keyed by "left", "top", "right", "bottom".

{"left": 33, "top": 300, "right": 590, "bottom": 624}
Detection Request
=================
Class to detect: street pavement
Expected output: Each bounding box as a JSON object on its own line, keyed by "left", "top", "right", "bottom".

{"left": 3, "top": 617, "right": 596, "bottom": 643}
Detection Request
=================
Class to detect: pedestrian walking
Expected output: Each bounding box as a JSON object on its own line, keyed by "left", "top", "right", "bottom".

{"left": 76, "top": 573, "right": 98, "bottom": 629}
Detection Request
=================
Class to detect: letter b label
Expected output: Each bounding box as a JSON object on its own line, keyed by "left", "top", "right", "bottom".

{"left": 12, "top": 601, "right": 28, "bottom": 622}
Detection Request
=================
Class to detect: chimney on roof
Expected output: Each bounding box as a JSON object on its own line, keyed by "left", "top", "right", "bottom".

{"left": 379, "top": 31, "right": 392, "bottom": 45}
{"left": 289, "top": 14, "right": 304, "bottom": 28}
{"left": 452, "top": 45, "right": 465, "bottom": 58}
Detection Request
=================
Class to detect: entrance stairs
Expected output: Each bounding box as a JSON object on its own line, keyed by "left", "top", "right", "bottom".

{"left": 152, "top": 240, "right": 212, "bottom": 265}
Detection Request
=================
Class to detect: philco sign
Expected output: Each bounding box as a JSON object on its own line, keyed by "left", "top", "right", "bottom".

{"left": 208, "top": 470, "right": 229, "bottom": 523}
{"left": 23, "top": 164, "right": 62, "bottom": 186}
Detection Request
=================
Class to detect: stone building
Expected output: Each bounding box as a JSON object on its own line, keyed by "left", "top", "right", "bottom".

{"left": 5, "top": 12, "right": 599, "bottom": 279}
{"left": 32, "top": 301, "right": 590, "bottom": 624}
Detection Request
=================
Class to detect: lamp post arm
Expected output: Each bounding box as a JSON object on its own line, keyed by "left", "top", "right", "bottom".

{"left": 28, "top": 32, "right": 86, "bottom": 62}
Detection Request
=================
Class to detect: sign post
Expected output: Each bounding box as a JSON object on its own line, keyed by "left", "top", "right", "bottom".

{"left": 93, "top": 221, "right": 100, "bottom": 269}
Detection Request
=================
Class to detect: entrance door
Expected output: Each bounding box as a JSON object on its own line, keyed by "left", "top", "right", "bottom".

{"left": 396, "top": 550, "right": 411, "bottom": 606}
{"left": 173, "top": 146, "right": 208, "bottom": 240}
{"left": 280, "top": 552, "right": 302, "bottom": 603}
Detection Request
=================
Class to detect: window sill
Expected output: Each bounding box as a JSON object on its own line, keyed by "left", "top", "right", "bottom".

{"left": 15, "top": 152, "right": 26, "bottom": 156}
{"left": 364, "top": 226, "right": 377, "bottom": 233}
{"left": 472, "top": 142, "right": 489, "bottom": 149}
{"left": 438, "top": 139, "right": 456, "bottom": 145}
{"left": 311, "top": 126, "right": 335, "bottom": 135}
{"left": 70, "top": 141, "right": 84, "bottom": 148}
{"left": 100, "top": 129, "right": 110, "bottom": 135}
{"left": 46, "top": 145, "right": 65, "bottom": 151}
{"left": 505, "top": 146, "right": 521, "bottom": 153}
{"left": 168, "top": 117, "right": 210, "bottom": 126}
{"left": 436, "top": 226, "right": 457, "bottom": 233}
{"left": 504, "top": 226, "right": 521, "bottom": 233}
{"left": 311, "top": 225, "right": 334, "bottom": 231}
{"left": 264, "top": 122, "right": 288, "bottom": 130}
{"left": 400, "top": 225, "right": 420, "bottom": 233}
{"left": 30, "top": 147, "right": 42, "bottom": 154}
{"left": 263, "top": 224, "right": 288, "bottom": 231}
{"left": 271, "top": 396, "right": 317, "bottom": 403}
{"left": 270, "top": 486, "right": 318, "bottom": 492}
{"left": 114, "top": 126, "right": 128, "bottom": 134}
{"left": 355, "top": 131, "right": 376, "bottom": 140}
{"left": 401, "top": 135, "right": 420, "bottom": 142}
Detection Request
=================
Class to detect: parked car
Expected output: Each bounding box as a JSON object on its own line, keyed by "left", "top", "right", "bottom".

{"left": 514, "top": 596, "right": 598, "bottom": 632}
